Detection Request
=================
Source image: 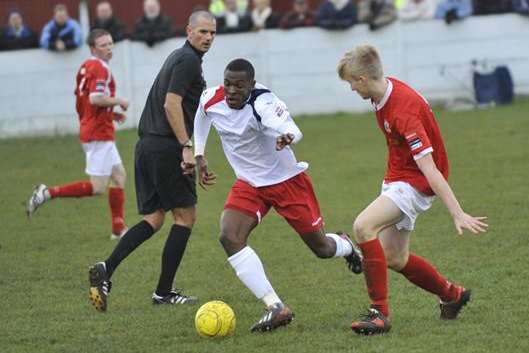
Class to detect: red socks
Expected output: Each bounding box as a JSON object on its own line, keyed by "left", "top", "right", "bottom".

{"left": 47, "top": 182, "right": 126, "bottom": 234}
{"left": 359, "top": 238, "right": 389, "bottom": 317}
{"left": 49, "top": 181, "right": 93, "bottom": 198}
{"left": 359, "top": 240, "right": 461, "bottom": 315}
{"left": 108, "top": 187, "right": 125, "bottom": 234}
{"left": 400, "top": 254, "right": 459, "bottom": 303}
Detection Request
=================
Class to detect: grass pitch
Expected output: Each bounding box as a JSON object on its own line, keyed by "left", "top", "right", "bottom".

{"left": 1, "top": 100, "right": 528, "bottom": 353}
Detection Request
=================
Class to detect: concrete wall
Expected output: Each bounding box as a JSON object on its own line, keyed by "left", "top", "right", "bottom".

{"left": 1, "top": 14, "right": 528, "bottom": 138}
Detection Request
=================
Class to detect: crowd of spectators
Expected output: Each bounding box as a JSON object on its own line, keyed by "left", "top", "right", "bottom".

{"left": 1, "top": 0, "right": 528, "bottom": 52}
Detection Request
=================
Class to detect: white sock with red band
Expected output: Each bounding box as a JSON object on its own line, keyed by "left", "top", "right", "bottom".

{"left": 326, "top": 233, "right": 353, "bottom": 257}
{"left": 228, "top": 246, "right": 282, "bottom": 307}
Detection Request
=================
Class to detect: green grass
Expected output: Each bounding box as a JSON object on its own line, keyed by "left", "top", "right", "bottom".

{"left": 1, "top": 100, "right": 528, "bottom": 353}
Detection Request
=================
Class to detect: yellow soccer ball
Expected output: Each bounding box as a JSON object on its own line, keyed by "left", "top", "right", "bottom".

{"left": 195, "top": 301, "right": 236, "bottom": 338}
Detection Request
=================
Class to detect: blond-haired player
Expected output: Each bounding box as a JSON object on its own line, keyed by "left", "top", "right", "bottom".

{"left": 337, "top": 45, "right": 488, "bottom": 335}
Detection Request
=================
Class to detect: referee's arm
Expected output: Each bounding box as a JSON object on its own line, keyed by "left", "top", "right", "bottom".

{"left": 164, "top": 93, "right": 190, "bottom": 145}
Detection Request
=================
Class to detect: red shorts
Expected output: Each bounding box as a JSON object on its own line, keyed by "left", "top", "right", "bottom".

{"left": 224, "top": 172, "right": 324, "bottom": 234}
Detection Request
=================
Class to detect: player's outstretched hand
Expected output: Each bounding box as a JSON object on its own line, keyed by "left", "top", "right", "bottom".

{"left": 196, "top": 156, "right": 216, "bottom": 190}
{"left": 181, "top": 148, "right": 196, "bottom": 175}
{"left": 453, "top": 213, "right": 488, "bottom": 235}
{"left": 117, "top": 98, "right": 130, "bottom": 111}
{"left": 113, "top": 112, "right": 126, "bottom": 124}
{"left": 276, "top": 133, "right": 295, "bottom": 151}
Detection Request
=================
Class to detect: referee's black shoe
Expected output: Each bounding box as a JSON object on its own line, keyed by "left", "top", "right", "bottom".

{"left": 88, "top": 262, "right": 112, "bottom": 312}
{"left": 152, "top": 289, "right": 198, "bottom": 305}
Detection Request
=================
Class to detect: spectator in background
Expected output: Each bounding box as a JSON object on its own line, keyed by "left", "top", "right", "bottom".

{"left": 356, "top": 0, "right": 397, "bottom": 31}
{"left": 210, "top": 0, "right": 225, "bottom": 16}
{"left": 92, "top": 1, "right": 126, "bottom": 42}
{"left": 40, "top": 4, "right": 82, "bottom": 51}
{"left": 133, "top": 0, "right": 175, "bottom": 47}
{"left": 398, "top": 0, "right": 437, "bottom": 21}
{"left": 472, "top": 0, "right": 512, "bottom": 15}
{"left": 435, "top": 0, "right": 472, "bottom": 24}
{"left": 251, "top": 0, "right": 281, "bottom": 30}
{"left": 512, "top": 0, "right": 529, "bottom": 15}
{"left": 394, "top": 0, "right": 407, "bottom": 8}
{"left": 210, "top": 0, "right": 249, "bottom": 16}
{"left": 279, "top": 0, "right": 316, "bottom": 29}
{"left": 174, "top": 5, "right": 210, "bottom": 36}
{"left": 217, "top": 0, "right": 252, "bottom": 33}
{"left": 316, "top": 0, "right": 358, "bottom": 30}
{"left": 0, "top": 10, "right": 38, "bottom": 51}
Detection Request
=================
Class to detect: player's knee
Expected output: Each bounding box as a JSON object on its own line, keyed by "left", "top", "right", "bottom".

{"left": 112, "top": 177, "right": 126, "bottom": 189}
{"left": 352, "top": 217, "right": 376, "bottom": 243}
{"left": 172, "top": 209, "right": 196, "bottom": 228}
{"left": 91, "top": 184, "right": 106, "bottom": 195}
{"left": 175, "top": 215, "right": 196, "bottom": 228}
{"left": 385, "top": 250, "right": 408, "bottom": 271}
{"left": 219, "top": 231, "right": 234, "bottom": 248}
{"left": 148, "top": 220, "right": 163, "bottom": 232}
{"left": 144, "top": 212, "right": 164, "bottom": 232}
{"left": 111, "top": 170, "right": 126, "bottom": 188}
{"left": 219, "top": 230, "right": 245, "bottom": 254}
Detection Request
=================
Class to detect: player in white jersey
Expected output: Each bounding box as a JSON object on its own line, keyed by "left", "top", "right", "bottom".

{"left": 193, "top": 58, "right": 363, "bottom": 332}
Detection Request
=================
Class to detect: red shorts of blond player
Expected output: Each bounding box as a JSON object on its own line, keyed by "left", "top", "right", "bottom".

{"left": 224, "top": 172, "right": 323, "bottom": 235}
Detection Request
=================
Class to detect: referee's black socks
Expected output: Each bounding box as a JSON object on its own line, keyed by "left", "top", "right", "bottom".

{"left": 105, "top": 220, "right": 155, "bottom": 278}
{"left": 155, "top": 224, "right": 191, "bottom": 296}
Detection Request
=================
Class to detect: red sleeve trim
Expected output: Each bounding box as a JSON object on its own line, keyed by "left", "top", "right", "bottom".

{"left": 204, "top": 86, "right": 225, "bottom": 112}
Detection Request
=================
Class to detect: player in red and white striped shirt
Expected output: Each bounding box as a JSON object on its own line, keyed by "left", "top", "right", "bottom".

{"left": 337, "top": 45, "right": 488, "bottom": 335}
{"left": 26, "top": 29, "right": 129, "bottom": 239}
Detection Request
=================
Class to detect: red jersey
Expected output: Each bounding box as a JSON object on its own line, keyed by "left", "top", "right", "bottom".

{"left": 374, "top": 77, "right": 449, "bottom": 196}
{"left": 75, "top": 57, "right": 116, "bottom": 143}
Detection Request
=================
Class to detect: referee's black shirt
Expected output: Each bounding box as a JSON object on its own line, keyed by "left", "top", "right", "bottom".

{"left": 138, "top": 40, "right": 206, "bottom": 141}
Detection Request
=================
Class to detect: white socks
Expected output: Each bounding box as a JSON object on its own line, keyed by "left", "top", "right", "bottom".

{"left": 227, "top": 237, "right": 351, "bottom": 307}
{"left": 326, "top": 233, "right": 353, "bottom": 257}
{"left": 228, "top": 246, "right": 281, "bottom": 307}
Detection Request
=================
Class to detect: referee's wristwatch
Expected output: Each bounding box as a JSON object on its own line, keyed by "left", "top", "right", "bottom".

{"left": 182, "top": 139, "right": 193, "bottom": 149}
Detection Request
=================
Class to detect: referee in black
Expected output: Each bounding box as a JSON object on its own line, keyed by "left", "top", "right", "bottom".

{"left": 88, "top": 11, "right": 217, "bottom": 312}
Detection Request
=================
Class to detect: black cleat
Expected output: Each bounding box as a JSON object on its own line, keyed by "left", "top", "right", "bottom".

{"left": 250, "top": 303, "right": 294, "bottom": 333}
{"left": 88, "top": 262, "right": 111, "bottom": 312}
{"left": 337, "top": 232, "right": 363, "bottom": 274}
{"left": 351, "top": 307, "right": 391, "bottom": 335}
{"left": 152, "top": 289, "right": 198, "bottom": 305}
{"left": 440, "top": 287, "right": 471, "bottom": 320}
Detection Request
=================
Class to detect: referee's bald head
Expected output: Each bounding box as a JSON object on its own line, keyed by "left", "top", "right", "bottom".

{"left": 188, "top": 10, "right": 215, "bottom": 28}
{"left": 187, "top": 10, "right": 216, "bottom": 53}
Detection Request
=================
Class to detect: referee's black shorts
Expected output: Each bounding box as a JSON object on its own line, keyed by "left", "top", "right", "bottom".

{"left": 134, "top": 136, "right": 197, "bottom": 215}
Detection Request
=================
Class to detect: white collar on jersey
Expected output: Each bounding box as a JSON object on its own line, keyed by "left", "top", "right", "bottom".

{"left": 90, "top": 56, "right": 111, "bottom": 71}
{"left": 374, "top": 78, "right": 393, "bottom": 111}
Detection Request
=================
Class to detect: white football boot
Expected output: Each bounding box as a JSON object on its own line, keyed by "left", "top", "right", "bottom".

{"left": 110, "top": 227, "right": 128, "bottom": 240}
{"left": 26, "top": 184, "right": 50, "bottom": 218}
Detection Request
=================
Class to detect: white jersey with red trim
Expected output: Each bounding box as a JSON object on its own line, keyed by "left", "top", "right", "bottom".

{"left": 193, "top": 83, "right": 308, "bottom": 187}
